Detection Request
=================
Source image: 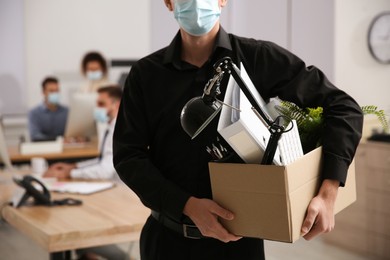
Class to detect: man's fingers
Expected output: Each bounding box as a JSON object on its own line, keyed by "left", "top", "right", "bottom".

{"left": 183, "top": 198, "right": 241, "bottom": 243}
{"left": 303, "top": 219, "right": 335, "bottom": 240}
{"left": 303, "top": 223, "right": 321, "bottom": 240}
{"left": 207, "top": 221, "right": 242, "bottom": 243}
{"left": 301, "top": 197, "right": 336, "bottom": 240}
{"left": 208, "top": 208, "right": 241, "bottom": 242}
{"left": 301, "top": 205, "right": 319, "bottom": 235}
{"left": 198, "top": 201, "right": 240, "bottom": 242}
{"left": 209, "top": 203, "right": 234, "bottom": 220}
{"left": 51, "top": 164, "right": 63, "bottom": 170}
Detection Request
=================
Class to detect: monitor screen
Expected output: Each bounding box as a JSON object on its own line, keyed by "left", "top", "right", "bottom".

{"left": 110, "top": 59, "right": 137, "bottom": 89}
{"left": 0, "top": 122, "right": 13, "bottom": 170}
{"left": 64, "top": 92, "right": 97, "bottom": 138}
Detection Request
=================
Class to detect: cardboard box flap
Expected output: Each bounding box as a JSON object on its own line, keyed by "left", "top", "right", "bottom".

{"left": 209, "top": 163, "right": 287, "bottom": 195}
{"left": 285, "top": 147, "right": 323, "bottom": 193}
{"left": 288, "top": 177, "right": 321, "bottom": 242}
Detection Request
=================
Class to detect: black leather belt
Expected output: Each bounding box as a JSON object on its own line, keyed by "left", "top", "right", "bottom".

{"left": 151, "top": 210, "right": 204, "bottom": 239}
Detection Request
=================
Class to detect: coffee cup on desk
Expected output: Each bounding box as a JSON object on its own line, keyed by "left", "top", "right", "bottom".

{"left": 30, "top": 157, "right": 48, "bottom": 176}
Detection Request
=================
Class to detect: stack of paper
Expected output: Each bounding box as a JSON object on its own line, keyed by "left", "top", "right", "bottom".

{"left": 49, "top": 181, "right": 115, "bottom": 195}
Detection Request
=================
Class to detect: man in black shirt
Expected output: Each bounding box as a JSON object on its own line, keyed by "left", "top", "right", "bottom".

{"left": 113, "top": 1, "right": 363, "bottom": 259}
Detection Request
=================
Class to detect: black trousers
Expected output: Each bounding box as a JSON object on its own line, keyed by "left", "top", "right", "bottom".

{"left": 140, "top": 215, "right": 265, "bottom": 260}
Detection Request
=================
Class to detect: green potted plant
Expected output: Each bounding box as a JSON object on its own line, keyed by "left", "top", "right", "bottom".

{"left": 275, "top": 101, "right": 389, "bottom": 154}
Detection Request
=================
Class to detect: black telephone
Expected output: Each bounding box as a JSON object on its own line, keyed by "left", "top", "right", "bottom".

{"left": 13, "top": 175, "right": 82, "bottom": 208}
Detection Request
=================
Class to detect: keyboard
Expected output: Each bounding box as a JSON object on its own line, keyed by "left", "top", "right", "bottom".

{"left": 277, "top": 120, "right": 304, "bottom": 165}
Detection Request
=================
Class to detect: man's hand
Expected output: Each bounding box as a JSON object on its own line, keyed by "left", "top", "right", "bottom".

{"left": 183, "top": 197, "right": 242, "bottom": 243}
{"left": 43, "top": 163, "right": 76, "bottom": 179}
{"left": 301, "top": 179, "right": 339, "bottom": 240}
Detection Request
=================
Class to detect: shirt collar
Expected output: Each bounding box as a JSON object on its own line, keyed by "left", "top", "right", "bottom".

{"left": 163, "top": 26, "right": 232, "bottom": 68}
{"left": 40, "top": 102, "right": 51, "bottom": 112}
{"left": 40, "top": 102, "right": 63, "bottom": 112}
{"left": 109, "top": 117, "right": 117, "bottom": 128}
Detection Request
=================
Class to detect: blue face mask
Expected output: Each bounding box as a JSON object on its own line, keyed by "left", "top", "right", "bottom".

{"left": 47, "top": 92, "right": 60, "bottom": 105}
{"left": 174, "top": 0, "right": 221, "bottom": 36}
{"left": 93, "top": 107, "right": 109, "bottom": 123}
{"left": 86, "top": 70, "right": 103, "bottom": 81}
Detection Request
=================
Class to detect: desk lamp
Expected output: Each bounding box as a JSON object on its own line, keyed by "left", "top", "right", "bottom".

{"left": 180, "top": 57, "right": 291, "bottom": 165}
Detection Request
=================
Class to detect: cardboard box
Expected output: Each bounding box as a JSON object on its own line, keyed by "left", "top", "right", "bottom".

{"left": 209, "top": 147, "right": 356, "bottom": 243}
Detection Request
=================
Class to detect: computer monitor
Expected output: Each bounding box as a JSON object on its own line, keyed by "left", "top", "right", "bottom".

{"left": 0, "top": 122, "right": 14, "bottom": 170}
{"left": 64, "top": 92, "right": 97, "bottom": 138}
{"left": 110, "top": 59, "right": 137, "bottom": 89}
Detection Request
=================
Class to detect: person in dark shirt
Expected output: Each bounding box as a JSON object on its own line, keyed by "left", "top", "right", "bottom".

{"left": 28, "top": 77, "right": 68, "bottom": 142}
{"left": 113, "top": 1, "right": 363, "bottom": 259}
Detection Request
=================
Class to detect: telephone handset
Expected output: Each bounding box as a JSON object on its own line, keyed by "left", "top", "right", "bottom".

{"left": 13, "top": 175, "right": 82, "bottom": 208}
{"left": 13, "top": 175, "right": 51, "bottom": 207}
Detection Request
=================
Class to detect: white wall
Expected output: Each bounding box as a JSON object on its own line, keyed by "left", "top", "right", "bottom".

{"left": 24, "top": 0, "right": 151, "bottom": 108}
{"left": 227, "top": 0, "right": 289, "bottom": 49}
{"left": 291, "top": 0, "right": 335, "bottom": 80}
{"left": 0, "top": 0, "right": 26, "bottom": 115}
{"left": 334, "top": 0, "right": 390, "bottom": 113}
{"left": 150, "top": 1, "right": 178, "bottom": 52}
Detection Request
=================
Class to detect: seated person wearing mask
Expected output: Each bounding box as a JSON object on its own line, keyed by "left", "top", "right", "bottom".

{"left": 44, "top": 86, "right": 127, "bottom": 260}
{"left": 44, "top": 85, "right": 122, "bottom": 180}
{"left": 79, "top": 51, "right": 111, "bottom": 93}
{"left": 28, "top": 77, "right": 68, "bottom": 141}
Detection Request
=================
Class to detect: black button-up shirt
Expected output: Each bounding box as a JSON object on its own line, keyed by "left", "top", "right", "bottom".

{"left": 113, "top": 28, "right": 363, "bottom": 222}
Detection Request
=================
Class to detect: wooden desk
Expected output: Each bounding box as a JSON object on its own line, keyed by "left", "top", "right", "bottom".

{"left": 0, "top": 171, "right": 150, "bottom": 259}
{"left": 8, "top": 142, "right": 100, "bottom": 163}
{"left": 323, "top": 141, "right": 390, "bottom": 259}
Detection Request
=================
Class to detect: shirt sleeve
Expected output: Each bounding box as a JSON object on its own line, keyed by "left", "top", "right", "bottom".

{"left": 75, "top": 158, "right": 100, "bottom": 168}
{"left": 113, "top": 65, "right": 191, "bottom": 221}
{"left": 70, "top": 155, "right": 115, "bottom": 180}
{"left": 248, "top": 41, "right": 364, "bottom": 186}
{"left": 71, "top": 124, "right": 116, "bottom": 180}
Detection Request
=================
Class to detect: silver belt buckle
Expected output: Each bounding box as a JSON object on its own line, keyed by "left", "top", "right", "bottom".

{"left": 183, "top": 224, "right": 201, "bottom": 239}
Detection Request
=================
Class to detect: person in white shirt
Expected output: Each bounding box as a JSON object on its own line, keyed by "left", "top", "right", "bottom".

{"left": 44, "top": 86, "right": 122, "bottom": 180}
{"left": 43, "top": 85, "right": 127, "bottom": 260}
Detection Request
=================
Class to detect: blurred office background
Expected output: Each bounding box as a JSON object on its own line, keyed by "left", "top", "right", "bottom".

{"left": 1, "top": 0, "right": 389, "bottom": 259}
{"left": 1, "top": 0, "right": 389, "bottom": 116}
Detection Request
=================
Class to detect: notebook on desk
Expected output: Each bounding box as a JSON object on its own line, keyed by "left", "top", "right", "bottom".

{"left": 48, "top": 181, "right": 115, "bottom": 195}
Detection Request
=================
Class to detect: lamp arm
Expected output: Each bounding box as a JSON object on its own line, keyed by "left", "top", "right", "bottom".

{"left": 230, "top": 65, "right": 274, "bottom": 126}
{"left": 261, "top": 125, "right": 284, "bottom": 164}
{"left": 215, "top": 57, "right": 273, "bottom": 126}
{"left": 214, "top": 57, "right": 284, "bottom": 165}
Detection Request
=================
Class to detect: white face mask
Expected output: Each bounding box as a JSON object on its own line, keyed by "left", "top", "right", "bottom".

{"left": 86, "top": 70, "right": 103, "bottom": 81}
{"left": 174, "top": 0, "right": 221, "bottom": 36}
{"left": 47, "top": 92, "right": 60, "bottom": 105}
{"left": 93, "top": 107, "right": 109, "bottom": 123}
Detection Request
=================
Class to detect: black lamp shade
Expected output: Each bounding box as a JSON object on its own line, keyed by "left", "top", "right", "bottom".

{"left": 180, "top": 96, "right": 221, "bottom": 139}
